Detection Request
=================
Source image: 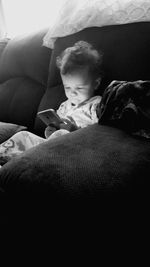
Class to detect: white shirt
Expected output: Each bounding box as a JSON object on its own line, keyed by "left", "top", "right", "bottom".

{"left": 57, "top": 95, "right": 101, "bottom": 128}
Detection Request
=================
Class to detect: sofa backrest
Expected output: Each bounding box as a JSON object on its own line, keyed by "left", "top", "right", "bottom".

{"left": 0, "top": 29, "right": 52, "bottom": 130}
{"left": 34, "top": 21, "right": 150, "bottom": 136}
{"left": 0, "top": 28, "right": 51, "bottom": 86}
{"left": 47, "top": 21, "right": 150, "bottom": 94}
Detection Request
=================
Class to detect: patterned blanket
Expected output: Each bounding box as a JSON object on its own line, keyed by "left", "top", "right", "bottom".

{"left": 97, "top": 80, "right": 150, "bottom": 139}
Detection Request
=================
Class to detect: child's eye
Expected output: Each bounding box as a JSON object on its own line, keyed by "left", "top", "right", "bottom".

{"left": 77, "top": 87, "right": 84, "bottom": 90}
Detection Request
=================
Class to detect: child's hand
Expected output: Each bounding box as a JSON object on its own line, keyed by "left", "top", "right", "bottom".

{"left": 60, "top": 117, "right": 78, "bottom": 132}
{"left": 44, "top": 125, "right": 57, "bottom": 139}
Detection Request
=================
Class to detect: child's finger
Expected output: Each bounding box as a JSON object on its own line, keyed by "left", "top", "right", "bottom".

{"left": 59, "top": 123, "right": 68, "bottom": 129}
{"left": 60, "top": 118, "right": 70, "bottom": 124}
{"left": 62, "top": 117, "right": 76, "bottom": 126}
{"left": 65, "top": 116, "right": 76, "bottom": 124}
{"left": 48, "top": 122, "right": 60, "bottom": 129}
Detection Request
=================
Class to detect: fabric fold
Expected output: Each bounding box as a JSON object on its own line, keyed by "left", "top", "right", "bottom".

{"left": 97, "top": 80, "right": 150, "bottom": 139}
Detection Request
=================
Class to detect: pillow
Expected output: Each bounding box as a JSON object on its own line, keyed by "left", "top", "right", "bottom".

{"left": 43, "top": 0, "right": 150, "bottom": 49}
{"left": 0, "top": 122, "right": 27, "bottom": 144}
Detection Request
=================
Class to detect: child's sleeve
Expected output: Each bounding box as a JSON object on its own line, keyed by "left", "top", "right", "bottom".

{"left": 56, "top": 100, "right": 67, "bottom": 118}
{"left": 90, "top": 96, "right": 102, "bottom": 123}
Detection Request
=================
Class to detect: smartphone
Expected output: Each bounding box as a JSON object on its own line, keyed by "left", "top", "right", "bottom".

{"left": 37, "top": 108, "right": 63, "bottom": 126}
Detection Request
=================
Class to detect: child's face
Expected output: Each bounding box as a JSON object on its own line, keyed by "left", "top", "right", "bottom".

{"left": 61, "top": 68, "right": 97, "bottom": 105}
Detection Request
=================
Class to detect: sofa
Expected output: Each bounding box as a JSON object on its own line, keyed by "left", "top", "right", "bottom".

{"left": 0, "top": 22, "right": 150, "bottom": 222}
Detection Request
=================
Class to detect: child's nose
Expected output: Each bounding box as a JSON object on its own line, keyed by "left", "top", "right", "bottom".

{"left": 71, "top": 90, "right": 77, "bottom": 96}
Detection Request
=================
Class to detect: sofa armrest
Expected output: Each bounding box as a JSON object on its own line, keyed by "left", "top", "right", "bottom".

{"left": 0, "top": 29, "right": 51, "bottom": 86}
{"left": 0, "top": 77, "right": 45, "bottom": 130}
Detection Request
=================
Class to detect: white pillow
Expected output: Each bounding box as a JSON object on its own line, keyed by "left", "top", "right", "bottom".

{"left": 43, "top": 0, "right": 150, "bottom": 49}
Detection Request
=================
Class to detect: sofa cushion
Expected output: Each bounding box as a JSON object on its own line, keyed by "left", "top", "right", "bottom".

{"left": 0, "top": 124, "right": 150, "bottom": 197}
{"left": 47, "top": 22, "right": 150, "bottom": 95}
{"left": 0, "top": 77, "right": 45, "bottom": 130}
{"left": 0, "top": 29, "right": 51, "bottom": 86}
{"left": 0, "top": 122, "right": 27, "bottom": 144}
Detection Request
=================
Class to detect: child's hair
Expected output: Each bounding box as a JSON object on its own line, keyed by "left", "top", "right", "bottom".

{"left": 56, "top": 41, "right": 103, "bottom": 79}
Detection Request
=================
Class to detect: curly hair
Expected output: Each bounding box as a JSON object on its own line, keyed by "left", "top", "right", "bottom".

{"left": 56, "top": 41, "right": 103, "bottom": 78}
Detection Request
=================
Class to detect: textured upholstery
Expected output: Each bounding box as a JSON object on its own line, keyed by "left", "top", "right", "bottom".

{"left": 0, "top": 124, "right": 150, "bottom": 197}
{"left": 0, "top": 78, "right": 45, "bottom": 130}
{"left": 0, "top": 29, "right": 51, "bottom": 85}
{"left": 0, "top": 29, "right": 52, "bottom": 131}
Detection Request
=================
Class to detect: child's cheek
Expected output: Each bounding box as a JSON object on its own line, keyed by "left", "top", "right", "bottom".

{"left": 80, "top": 92, "right": 87, "bottom": 99}
{"left": 66, "top": 92, "right": 71, "bottom": 99}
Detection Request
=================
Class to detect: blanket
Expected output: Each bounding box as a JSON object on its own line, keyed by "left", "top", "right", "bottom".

{"left": 97, "top": 80, "right": 150, "bottom": 139}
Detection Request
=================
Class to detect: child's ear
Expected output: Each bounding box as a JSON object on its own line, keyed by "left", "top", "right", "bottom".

{"left": 94, "top": 77, "right": 101, "bottom": 90}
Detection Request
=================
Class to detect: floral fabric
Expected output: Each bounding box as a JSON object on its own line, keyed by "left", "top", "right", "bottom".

{"left": 43, "top": 0, "right": 150, "bottom": 49}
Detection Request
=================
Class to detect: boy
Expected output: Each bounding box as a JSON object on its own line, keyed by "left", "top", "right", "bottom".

{"left": 0, "top": 41, "right": 103, "bottom": 165}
